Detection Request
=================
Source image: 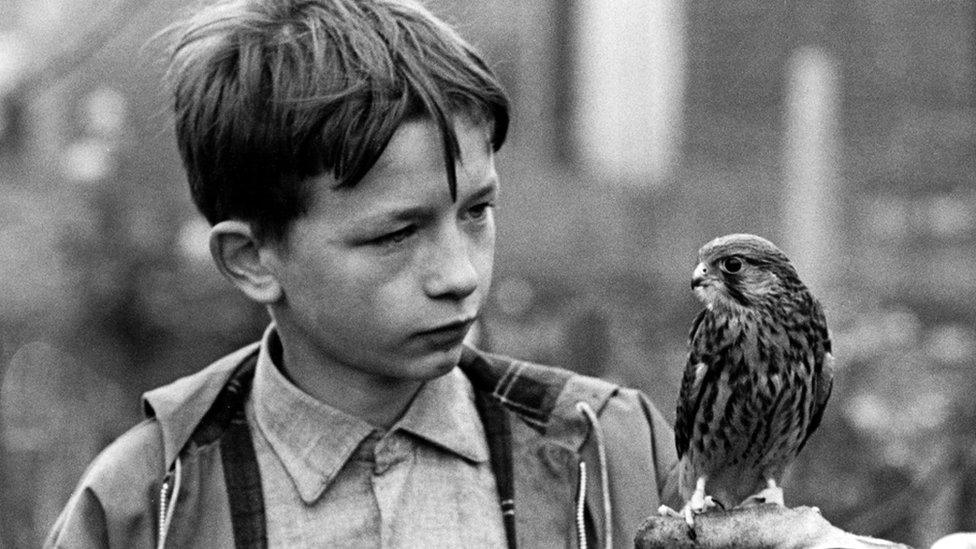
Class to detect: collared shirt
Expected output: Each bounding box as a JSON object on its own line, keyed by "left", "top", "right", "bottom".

{"left": 246, "top": 328, "right": 506, "bottom": 547}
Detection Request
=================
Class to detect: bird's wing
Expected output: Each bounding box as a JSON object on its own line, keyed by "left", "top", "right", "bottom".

{"left": 674, "top": 309, "right": 711, "bottom": 459}
{"left": 797, "top": 306, "right": 835, "bottom": 453}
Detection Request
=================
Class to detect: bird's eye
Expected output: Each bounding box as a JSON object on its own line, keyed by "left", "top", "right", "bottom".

{"left": 720, "top": 257, "right": 743, "bottom": 274}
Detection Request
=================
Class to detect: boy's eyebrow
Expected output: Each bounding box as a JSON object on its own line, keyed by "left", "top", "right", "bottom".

{"left": 462, "top": 177, "right": 498, "bottom": 203}
{"left": 353, "top": 178, "right": 498, "bottom": 228}
{"left": 358, "top": 204, "right": 437, "bottom": 226}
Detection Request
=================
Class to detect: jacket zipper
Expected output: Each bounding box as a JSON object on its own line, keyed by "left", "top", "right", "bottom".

{"left": 157, "top": 457, "right": 182, "bottom": 549}
{"left": 576, "top": 460, "right": 589, "bottom": 549}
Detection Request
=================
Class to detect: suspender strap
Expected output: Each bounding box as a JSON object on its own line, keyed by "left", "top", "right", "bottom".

{"left": 219, "top": 357, "right": 268, "bottom": 549}
{"left": 221, "top": 408, "right": 268, "bottom": 548}
{"left": 473, "top": 387, "right": 517, "bottom": 549}
{"left": 188, "top": 354, "right": 268, "bottom": 549}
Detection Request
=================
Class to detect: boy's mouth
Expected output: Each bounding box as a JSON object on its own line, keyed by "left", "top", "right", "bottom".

{"left": 414, "top": 317, "right": 477, "bottom": 347}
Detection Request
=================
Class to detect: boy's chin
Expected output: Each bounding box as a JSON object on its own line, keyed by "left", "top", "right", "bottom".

{"left": 405, "top": 346, "right": 465, "bottom": 380}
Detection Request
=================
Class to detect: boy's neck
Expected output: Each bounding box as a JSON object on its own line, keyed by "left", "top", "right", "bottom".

{"left": 270, "top": 330, "right": 424, "bottom": 429}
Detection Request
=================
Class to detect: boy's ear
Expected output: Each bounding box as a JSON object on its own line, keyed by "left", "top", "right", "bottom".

{"left": 209, "top": 221, "right": 283, "bottom": 304}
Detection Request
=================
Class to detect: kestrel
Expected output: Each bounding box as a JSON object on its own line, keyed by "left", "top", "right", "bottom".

{"left": 666, "top": 234, "right": 834, "bottom": 534}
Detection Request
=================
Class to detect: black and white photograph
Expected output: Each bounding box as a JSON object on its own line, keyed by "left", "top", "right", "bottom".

{"left": 1, "top": 1, "right": 975, "bottom": 547}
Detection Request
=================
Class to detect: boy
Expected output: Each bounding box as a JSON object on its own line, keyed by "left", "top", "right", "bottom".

{"left": 46, "top": 0, "right": 891, "bottom": 547}
{"left": 46, "top": 1, "right": 678, "bottom": 547}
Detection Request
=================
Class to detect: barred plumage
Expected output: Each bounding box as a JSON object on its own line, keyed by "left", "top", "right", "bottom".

{"left": 670, "top": 234, "right": 833, "bottom": 531}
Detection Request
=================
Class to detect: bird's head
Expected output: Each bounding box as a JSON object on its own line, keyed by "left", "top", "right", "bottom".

{"left": 691, "top": 233, "right": 802, "bottom": 310}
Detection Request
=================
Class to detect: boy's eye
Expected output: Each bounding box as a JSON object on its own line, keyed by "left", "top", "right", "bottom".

{"left": 370, "top": 226, "right": 416, "bottom": 246}
{"left": 467, "top": 202, "right": 494, "bottom": 220}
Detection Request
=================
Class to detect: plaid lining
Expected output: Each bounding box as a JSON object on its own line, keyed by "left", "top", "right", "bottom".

{"left": 459, "top": 347, "right": 573, "bottom": 433}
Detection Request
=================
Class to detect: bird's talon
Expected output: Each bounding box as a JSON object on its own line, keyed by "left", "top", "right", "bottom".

{"left": 740, "top": 483, "right": 785, "bottom": 508}
{"left": 657, "top": 504, "right": 682, "bottom": 518}
{"left": 703, "top": 495, "right": 720, "bottom": 510}
{"left": 739, "top": 495, "right": 765, "bottom": 508}
{"left": 684, "top": 504, "right": 696, "bottom": 530}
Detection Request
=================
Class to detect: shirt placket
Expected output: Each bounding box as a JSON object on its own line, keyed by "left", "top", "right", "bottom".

{"left": 371, "top": 431, "right": 412, "bottom": 546}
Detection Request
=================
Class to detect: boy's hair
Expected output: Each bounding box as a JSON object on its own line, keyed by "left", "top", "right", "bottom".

{"left": 163, "top": 0, "right": 509, "bottom": 243}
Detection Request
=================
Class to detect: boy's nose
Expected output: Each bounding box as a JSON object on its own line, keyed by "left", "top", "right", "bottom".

{"left": 423, "top": 230, "right": 479, "bottom": 300}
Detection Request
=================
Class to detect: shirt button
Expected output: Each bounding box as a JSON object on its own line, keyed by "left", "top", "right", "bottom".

{"left": 373, "top": 434, "right": 409, "bottom": 475}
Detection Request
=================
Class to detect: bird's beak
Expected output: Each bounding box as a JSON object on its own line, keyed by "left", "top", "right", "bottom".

{"left": 691, "top": 262, "right": 708, "bottom": 289}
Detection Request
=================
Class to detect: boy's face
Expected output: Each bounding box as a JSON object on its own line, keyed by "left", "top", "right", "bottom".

{"left": 265, "top": 117, "right": 497, "bottom": 385}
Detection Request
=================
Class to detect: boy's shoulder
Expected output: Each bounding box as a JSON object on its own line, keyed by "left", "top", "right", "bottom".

{"left": 463, "top": 347, "right": 617, "bottom": 412}
{"left": 466, "top": 346, "right": 680, "bottom": 512}
{"left": 74, "top": 417, "right": 164, "bottom": 501}
{"left": 44, "top": 416, "right": 164, "bottom": 548}
{"left": 47, "top": 344, "right": 262, "bottom": 547}
{"left": 67, "top": 343, "right": 262, "bottom": 495}
{"left": 461, "top": 346, "right": 657, "bottom": 438}
{"left": 142, "top": 342, "right": 261, "bottom": 466}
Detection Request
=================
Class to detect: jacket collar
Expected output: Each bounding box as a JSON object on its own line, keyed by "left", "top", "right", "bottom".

{"left": 142, "top": 342, "right": 260, "bottom": 468}
{"left": 142, "top": 333, "right": 620, "bottom": 469}
{"left": 458, "top": 346, "right": 619, "bottom": 450}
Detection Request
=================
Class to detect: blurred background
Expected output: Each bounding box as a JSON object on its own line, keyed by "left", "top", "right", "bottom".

{"left": 1, "top": 0, "right": 975, "bottom": 546}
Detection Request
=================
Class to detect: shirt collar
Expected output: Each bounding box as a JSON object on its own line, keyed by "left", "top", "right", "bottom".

{"left": 396, "top": 363, "right": 489, "bottom": 465}
{"left": 250, "top": 326, "right": 489, "bottom": 504}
